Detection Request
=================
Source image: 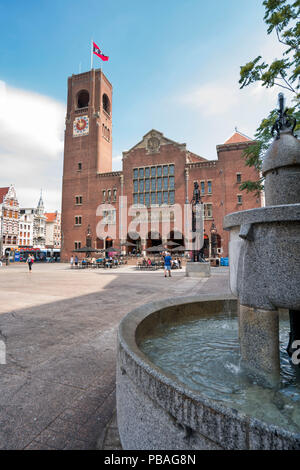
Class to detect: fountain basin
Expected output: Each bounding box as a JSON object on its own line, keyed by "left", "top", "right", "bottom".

{"left": 116, "top": 295, "right": 300, "bottom": 450}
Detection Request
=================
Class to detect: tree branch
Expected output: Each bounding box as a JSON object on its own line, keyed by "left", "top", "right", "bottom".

{"left": 276, "top": 27, "right": 290, "bottom": 48}
{"left": 274, "top": 81, "right": 296, "bottom": 92}
{"left": 279, "top": 72, "right": 296, "bottom": 93}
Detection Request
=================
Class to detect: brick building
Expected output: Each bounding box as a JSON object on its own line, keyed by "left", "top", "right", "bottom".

{"left": 0, "top": 185, "right": 20, "bottom": 257}
{"left": 45, "top": 211, "right": 61, "bottom": 249}
{"left": 61, "top": 69, "right": 261, "bottom": 262}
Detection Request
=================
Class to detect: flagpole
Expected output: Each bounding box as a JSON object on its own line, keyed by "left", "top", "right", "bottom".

{"left": 90, "top": 38, "right": 93, "bottom": 70}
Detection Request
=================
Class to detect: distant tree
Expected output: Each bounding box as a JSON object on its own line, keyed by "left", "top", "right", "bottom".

{"left": 238, "top": 0, "right": 300, "bottom": 195}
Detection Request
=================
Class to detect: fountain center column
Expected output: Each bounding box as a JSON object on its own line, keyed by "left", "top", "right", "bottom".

{"left": 239, "top": 305, "right": 280, "bottom": 384}
{"left": 224, "top": 93, "right": 300, "bottom": 385}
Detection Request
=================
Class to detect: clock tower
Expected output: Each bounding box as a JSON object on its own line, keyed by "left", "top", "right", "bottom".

{"left": 61, "top": 68, "right": 113, "bottom": 260}
{"left": 63, "top": 68, "right": 112, "bottom": 175}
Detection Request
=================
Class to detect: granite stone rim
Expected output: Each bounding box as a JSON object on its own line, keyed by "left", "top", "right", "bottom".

{"left": 223, "top": 204, "right": 300, "bottom": 230}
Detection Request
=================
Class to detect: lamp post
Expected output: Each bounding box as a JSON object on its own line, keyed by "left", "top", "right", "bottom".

{"left": 86, "top": 224, "right": 92, "bottom": 251}
{"left": 191, "top": 182, "right": 204, "bottom": 262}
{"left": 210, "top": 222, "right": 217, "bottom": 259}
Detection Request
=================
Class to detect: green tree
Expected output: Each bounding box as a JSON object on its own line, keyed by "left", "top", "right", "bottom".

{"left": 239, "top": 0, "right": 300, "bottom": 195}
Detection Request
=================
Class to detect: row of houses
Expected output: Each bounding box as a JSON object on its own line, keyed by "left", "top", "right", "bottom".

{"left": 0, "top": 185, "right": 61, "bottom": 258}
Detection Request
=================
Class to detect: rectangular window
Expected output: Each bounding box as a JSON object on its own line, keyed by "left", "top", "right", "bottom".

{"left": 74, "top": 241, "right": 82, "bottom": 250}
{"left": 151, "top": 178, "right": 156, "bottom": 191}
{"left": 204, "top": 204, "right": 213, "bottom": 219}
{"left": 237, "top": 195, "right": 243, "bottom": 204}
{"left": 133, "top": 194, "right": 138, "bottom": 205}
{"left": 157, "top": 166, "right": 162, "bottom": 177}
{"left": 102, "top": 190, "right": 106, "bottom": 202}
{"left": 201, "top": 181, "right": 205, "bottom": 194}
{"left": 78, "top": 162, "right": 82, "bottom": 171}
{"left": 107, "top": 190, "right": 111, "bottom": 202}
{"left": 163, "top": 177, "right": 168, "bottom": 190}
{"left": 169, "top": 176, "right": 175, "bottom": 189}
{"left": 169, "top": 191, "right": 175, "bottom": 205}
{"left": 207, "top": 181, "right": 212, "bottom": 194}
{"left": 75, "top": 196, "right": 82, "bottom": 205}
{"left": 133, "top": 180, "right": 138, "bottom": 192}
{"left": 145, "top": 192, "right": 150, "bottom": 207}
{"left": 103, "top": 210, "right": 116, "bottom": 224}
{"left": 157, "top": 192, "right": 162, "bottom": 205}
{"left": 151, "top": 192, "right": 156, "bottom": 205}
{"left": 139, "top": 168, "right": 144, "bottom": 178}
{"left": 139, "top": 193, "right": 144, "bottom": 205}
{"left": 139, "top": 180, "right": 144, "bottom": 192}
{"left": 145, "top": 167, "right": 150, "bottom": 178}
{"left": 151, "top": 167, "right": 156, "bottom": 177}
{"left": 163, "top": 165, "right": 168, "bottom": 176}
{"left": 169, "top": 164, "right": 174, "bottom": 175}
{"left": 163, "top": 191, "right": 168, "bottom": 204}
{"left": 145, "top": 179, "right": 150, "bottom": 191}
{"left": 133, "top": 168, "right": 138, "bottom": 179}
{"left": 113, "top": 189, "right": 117, "bottom": 202}
{"left": 157, "top": 178, "right": 162, "bottom": 190}
{"left": 237, "top": 173, "right": 242, "bottom": 184}
{"left": 75, "top": 216, "right": 82, "bottom": 225}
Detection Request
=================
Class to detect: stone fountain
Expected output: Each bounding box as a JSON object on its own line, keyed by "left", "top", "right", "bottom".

{"left": 116, "top": 96, "right": 300, "bottom": 450}
{"left": 223, "top": 93, "right": 300, "bottom": 385}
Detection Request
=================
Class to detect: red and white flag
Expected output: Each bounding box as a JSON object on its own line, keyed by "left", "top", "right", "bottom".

{"left": 93, "top": 41, "right": 109, "bottom": 61}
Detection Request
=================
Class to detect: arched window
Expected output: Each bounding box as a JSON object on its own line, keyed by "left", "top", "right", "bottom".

{"left": 77, "top": 90, "right": 89, "bottom": 108}
{"left": 102, "top": 93, "right": 110, "bottom": 114}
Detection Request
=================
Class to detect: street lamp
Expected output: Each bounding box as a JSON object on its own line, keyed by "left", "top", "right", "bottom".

{"left": 86, "top": 224, "right": 92, "bottom": 248}
{"left": 210, "top": 222, "right": 217, "bottom": 259}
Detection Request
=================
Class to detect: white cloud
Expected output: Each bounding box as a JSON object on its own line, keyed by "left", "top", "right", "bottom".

{"left": 180, "top": 81, "right": 239, "bottom": 116}
{"left": 0, "top": 81, "right": 65, "bottom": 210}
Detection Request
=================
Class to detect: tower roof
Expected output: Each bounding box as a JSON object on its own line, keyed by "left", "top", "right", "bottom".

{"left": 224, "top": 129, "right": 252, "bottom": 145}
{"left": 37, "top": 190, "right": 44, "bottom": 208}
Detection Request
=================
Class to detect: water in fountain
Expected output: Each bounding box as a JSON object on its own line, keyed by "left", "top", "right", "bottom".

{"left": 140, "top": 311, "right": 300, "bottom": 434}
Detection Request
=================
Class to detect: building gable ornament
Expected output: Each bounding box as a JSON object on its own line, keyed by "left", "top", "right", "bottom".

{"left": 147, "top": 135, "right": 161, "bottom": 154}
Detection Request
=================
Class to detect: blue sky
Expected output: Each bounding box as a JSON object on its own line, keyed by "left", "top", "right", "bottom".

{"left": 0, "top": 0, "right": 288, "bottom": 209}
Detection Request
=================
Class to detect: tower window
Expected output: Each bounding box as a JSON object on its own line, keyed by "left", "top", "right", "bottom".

{"left": 75, "top": 216, "right": 82, "bottom": 225}
{"left": 237, "top": 195, "right": 243, "bottom": 205}
{"left": 102, "top": 93, "right": 110, "bottom": 114}
{"left": 237, "top": 173, "right": 242, "bottom": 184}
{"left": 77, "top": 90, "right": 89, "bottom": 109}
{"left": 78, "top": 162, "right": 82, "bottom": 171}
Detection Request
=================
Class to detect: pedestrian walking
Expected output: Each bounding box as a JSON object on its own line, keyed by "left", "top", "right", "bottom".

{"left": 164, "top": 252, "right": 172, "bottom": 278}
{"left": 27, "top": 254, "right": 34, "bottom": 272}
{"left": 70, "top": 256, "right": 74, "bottom": 268}
{"left": 75, "top": 256, "right": 78, "bottom": 267}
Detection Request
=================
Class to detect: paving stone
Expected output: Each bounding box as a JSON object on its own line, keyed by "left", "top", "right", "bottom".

{"left": 0, "top": 264, "right": 230, "bottom": 449}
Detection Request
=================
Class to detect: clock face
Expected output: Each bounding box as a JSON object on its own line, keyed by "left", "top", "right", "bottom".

{"left": 73, "top": 116, "right": 89, "bottom": 137}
